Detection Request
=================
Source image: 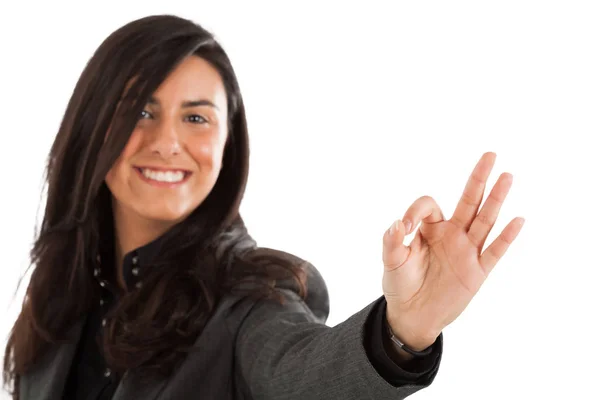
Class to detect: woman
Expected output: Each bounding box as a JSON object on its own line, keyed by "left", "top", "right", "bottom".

{"left": 3, "top": 14, "right": 524, "bottom": 400}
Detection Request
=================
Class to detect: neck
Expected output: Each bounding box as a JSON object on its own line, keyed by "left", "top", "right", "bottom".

{"left": 112, "top": 201, "right": 175, "bottom": 289}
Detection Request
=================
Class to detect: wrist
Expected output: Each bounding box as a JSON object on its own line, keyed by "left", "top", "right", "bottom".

{"left": 385, "top": 309, "right": 438, "bottom": 352}
{"left": 383, "top": 332, "right": 415, "bottom": 364}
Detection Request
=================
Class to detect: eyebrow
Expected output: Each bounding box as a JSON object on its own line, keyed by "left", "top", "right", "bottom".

{"left": 147, "top": 96, "right": 220, "bottom": 110}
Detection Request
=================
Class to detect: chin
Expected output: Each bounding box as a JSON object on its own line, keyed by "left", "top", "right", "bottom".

{"left": 139, "top": 204, "right": 195, "bottom": 225}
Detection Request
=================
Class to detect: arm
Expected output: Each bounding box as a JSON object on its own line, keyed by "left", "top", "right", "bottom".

{"left": 235, "top": 289, "right": 442, "bottom": 400}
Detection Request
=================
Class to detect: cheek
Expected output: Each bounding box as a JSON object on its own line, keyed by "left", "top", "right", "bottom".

{"left": 191, "top": 139, "right": 226, "bottom": 172}
{"left": 105, "top": 131, "right": 143, "bottom": 184}
{"left": 120, "top": 130, "right": 144, "bottom": 159}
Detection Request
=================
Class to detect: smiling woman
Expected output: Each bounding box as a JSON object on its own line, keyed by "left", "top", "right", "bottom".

{"left": 2, "top": 15, "right": 324, "bottom": 399}
{"left": 2, "top": 13, "right": 526, "bottom": 400}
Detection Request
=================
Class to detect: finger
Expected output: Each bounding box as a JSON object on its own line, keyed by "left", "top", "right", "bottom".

{"left": 382, "top": 219, "right": 411, "bottom": 270}
{"left": 402, "top": 195, "right": 445, "bottom": 238}
{"left": 467, "top": 173, "right": 513, "bottom": 251}
{"left": 479, "top": 217, "right": 525, "bottom": 274}
{"left": 450, "top": 152, "right": 496, "bottom": 230}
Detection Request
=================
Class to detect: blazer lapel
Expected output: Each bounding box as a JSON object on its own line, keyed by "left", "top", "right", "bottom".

{"left": 17, "top": 314, "right": 169, "bottom": 400}
{"left": 19, "top": 318, "right": 85, "bottom": 400}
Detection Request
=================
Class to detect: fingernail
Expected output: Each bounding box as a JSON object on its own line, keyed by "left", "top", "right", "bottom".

{"left": 389, "top": 220, "right": 399, "bottom": 236}
{"left": 404, "top": 220, "right": 412, "bottom": 233}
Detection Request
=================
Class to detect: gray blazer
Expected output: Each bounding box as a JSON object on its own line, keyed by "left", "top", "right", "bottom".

{"left": 19, "top": 264, "right": 440, "bottom": 399}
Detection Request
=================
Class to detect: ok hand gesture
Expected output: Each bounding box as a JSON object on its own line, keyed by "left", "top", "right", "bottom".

{"left": 382, "top": 152, "right": 525, "bottom": 350}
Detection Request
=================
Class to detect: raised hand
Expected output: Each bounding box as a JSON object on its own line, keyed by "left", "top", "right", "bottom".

{"left": 381, "top": 152, "right": 525, "bottom": 350}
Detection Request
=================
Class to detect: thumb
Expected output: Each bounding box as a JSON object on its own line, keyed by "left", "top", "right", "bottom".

{"left": 382, "top": 219, "right": 412, "bottom": 271}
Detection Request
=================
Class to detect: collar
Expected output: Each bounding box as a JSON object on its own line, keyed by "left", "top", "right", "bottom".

{"left": 93, "top": 232, "right": 168, "bottom": 294}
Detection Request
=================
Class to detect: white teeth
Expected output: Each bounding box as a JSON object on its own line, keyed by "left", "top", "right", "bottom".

{"left": 141, "top": 169, "right": 185, "bottom": 183}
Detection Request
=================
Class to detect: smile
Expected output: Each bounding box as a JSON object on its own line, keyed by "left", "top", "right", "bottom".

{"left": 134, "top": 167, "right": 192, "bottom": 187}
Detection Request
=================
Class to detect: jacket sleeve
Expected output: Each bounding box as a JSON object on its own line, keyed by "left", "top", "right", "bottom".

{"left": 366, "top": 297, "right": 442, "bottom": 385}
{"left": 234, "top": 288, "right": 442, "bottom": 400}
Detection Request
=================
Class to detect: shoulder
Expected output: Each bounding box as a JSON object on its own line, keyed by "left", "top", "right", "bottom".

{"left": 235, "top": 247, "right": 330, "bottom": 324}
{"left": 267, "top": 248, "right": 330, "bottom": 323}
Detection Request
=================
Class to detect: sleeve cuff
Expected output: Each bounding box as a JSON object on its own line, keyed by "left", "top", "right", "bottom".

{"left": 364, "top": 296, "right": 443, "bottom": 386}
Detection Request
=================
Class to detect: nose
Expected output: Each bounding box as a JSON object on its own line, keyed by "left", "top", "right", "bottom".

{"left": 148, "top": 118, "right": 182, "bottom": 158}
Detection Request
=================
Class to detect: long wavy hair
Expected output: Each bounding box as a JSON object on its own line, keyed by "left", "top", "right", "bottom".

{"left": 3, "top": 14, "right": 308, "bottom": 398}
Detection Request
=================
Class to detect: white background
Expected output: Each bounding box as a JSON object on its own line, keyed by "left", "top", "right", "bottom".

{"left": 1, "top": 1, "right": 599, "bottom": 399}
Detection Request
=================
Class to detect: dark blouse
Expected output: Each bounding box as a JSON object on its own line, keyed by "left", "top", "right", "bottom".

{"left": 62, "top": 241, "right": 441, "bottom": 399}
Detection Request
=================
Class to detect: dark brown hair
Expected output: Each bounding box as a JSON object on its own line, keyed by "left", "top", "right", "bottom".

{"left": 3, "top": 14, "right": 307, "bottom": 398}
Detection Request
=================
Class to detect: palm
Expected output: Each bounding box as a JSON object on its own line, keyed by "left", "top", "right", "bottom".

{"left": 382, "top": 152, "right": 524, "bottom": 343}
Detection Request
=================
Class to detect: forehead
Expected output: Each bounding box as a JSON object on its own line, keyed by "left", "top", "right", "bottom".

{"left": 144, "top": 56, "right": 227, "bottom": 110}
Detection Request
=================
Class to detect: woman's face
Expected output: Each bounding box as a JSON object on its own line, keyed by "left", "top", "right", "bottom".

{"left": 105, "top": 55, "right": 229, "bottom": 227}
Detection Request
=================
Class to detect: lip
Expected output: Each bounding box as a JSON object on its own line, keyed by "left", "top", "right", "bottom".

{"left": 134, "top": 165, "right": 192, "bottom": 173}
{"left": 133, "top": 166, "right": 192, "bottom": 188}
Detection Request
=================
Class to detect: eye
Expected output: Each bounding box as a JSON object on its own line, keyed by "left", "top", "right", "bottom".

{"left": 139, "top": 110, "right": 153, "bottom": 120}
{"left": 187, "top": 114, "right": 208, "bottom": 124}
